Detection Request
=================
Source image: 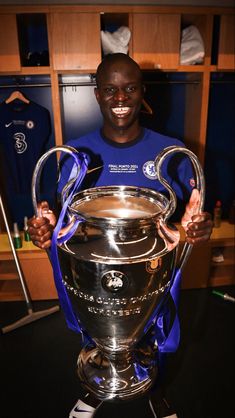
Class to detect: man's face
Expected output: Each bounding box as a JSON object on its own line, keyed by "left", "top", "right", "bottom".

{"left": 94, "top": 60, "right": 144, "bottom": 136}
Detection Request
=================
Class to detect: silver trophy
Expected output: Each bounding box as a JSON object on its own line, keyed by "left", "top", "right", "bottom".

{"left": 32, "top": 145, "right": 204, "bottom": 402}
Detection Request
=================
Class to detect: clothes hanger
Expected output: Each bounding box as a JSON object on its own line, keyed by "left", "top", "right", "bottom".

{"left": 5, "top": 90, "right": 30, "bottom": 104}
{"left": 141, "top": 98, "right": 153, "bottom": 115}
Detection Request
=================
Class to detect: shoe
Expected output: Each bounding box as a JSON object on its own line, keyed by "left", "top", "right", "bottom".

{"left": 69, "top": 394, "right": 103, "bottom": 418}
{"left": 148, "top": 396, "right": 178, "bottom": 418}
{"left": 69, "top": 399, "right": 95, "bottom": 418}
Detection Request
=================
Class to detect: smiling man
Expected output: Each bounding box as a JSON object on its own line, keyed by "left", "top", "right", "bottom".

{"left": 95, "top": 53, "right": 144, "bottom": 140}
{"left": 28, "top": 53, "right": 213, "bottom": 418}
{"left": 56, "top": 54, "right": 204, "bottom": 221}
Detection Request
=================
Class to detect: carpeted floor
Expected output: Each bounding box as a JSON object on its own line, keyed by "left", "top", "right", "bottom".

{"left": 0, "top": 285, "right": 234, "bottom": 418}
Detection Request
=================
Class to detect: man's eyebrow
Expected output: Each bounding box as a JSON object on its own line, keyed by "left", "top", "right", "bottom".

{"left": 98, "top": 83, "right": 114, "bottom": 88}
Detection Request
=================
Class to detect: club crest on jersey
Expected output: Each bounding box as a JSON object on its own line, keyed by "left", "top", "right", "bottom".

{"left": 142, "top": 160, "right": 158, "bottom": 180}
{"left": 26, "top": 120, "right": 34, "bottom": 129}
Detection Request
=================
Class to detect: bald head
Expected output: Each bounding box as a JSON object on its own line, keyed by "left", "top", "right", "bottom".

{"left": 96, "top": 53, "right": 143, "bottom": 88}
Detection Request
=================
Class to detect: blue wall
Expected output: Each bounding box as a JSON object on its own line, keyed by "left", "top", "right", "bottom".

{"left": 204, "top": 72, "right": 235, "bottom": 217}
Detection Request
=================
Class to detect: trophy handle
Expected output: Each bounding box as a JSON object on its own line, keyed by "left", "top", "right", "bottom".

{"left": 154, "top": 145, "right": 205, "bottom": 271}
{"left": 31, "top": 145, "right": 84, "bottom": 217}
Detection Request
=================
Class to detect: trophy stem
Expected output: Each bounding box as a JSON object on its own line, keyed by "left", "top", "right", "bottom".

{"left": 77, "top": 343, "right": 158, "bottom": 401}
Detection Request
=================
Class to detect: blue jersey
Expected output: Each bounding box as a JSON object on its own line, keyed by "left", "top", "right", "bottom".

{"left": 0, "top": 100, "right": 51, "bottom": 193}
{"left": 58, "top": 128, "right": 195, "bottom": 220}
{"left": 0, "top": 99, "right": 52, "bottom": 225}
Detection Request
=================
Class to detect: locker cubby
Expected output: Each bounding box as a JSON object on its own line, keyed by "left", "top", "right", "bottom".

{"left": 16, "top": 13, "right": 49, "bottom": 67}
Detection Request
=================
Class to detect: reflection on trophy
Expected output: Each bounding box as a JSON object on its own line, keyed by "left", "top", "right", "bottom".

{"left": 32, "top": 145, "right": 205, "bottom": 402}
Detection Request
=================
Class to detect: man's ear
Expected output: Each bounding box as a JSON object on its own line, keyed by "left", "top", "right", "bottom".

{"left": 94, "top": 87, "right": 100, "bottom": 103}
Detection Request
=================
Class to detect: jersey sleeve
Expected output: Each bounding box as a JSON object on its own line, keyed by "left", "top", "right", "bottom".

{"left": 163, "top": 152, "right": 196, "bottom": 221}
{"left": 56, "top": 144, "right": 91, "bottom": 199}
{"left": 57, "top": 154, "right": 78, "bottom": 195}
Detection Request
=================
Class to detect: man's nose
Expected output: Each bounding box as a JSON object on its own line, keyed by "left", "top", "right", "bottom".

{"left": 113, "top": 88, "right": 128, "bottom": 102}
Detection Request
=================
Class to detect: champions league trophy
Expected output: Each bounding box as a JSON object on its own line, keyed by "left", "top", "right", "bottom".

{"left": 32, "top": 145, "right": 205, "bottom": 402}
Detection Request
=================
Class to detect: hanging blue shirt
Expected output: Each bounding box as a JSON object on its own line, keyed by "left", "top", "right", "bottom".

{"left": 0, "top": 99, "right": 53, "bottom": 226}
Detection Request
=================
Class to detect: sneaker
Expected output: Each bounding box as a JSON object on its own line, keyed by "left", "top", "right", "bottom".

{"left": 69, "top": 396, "right": 103, "bottom": 418}
{"left": 148, "top": 396, "right": 178, "bottom": 418}
{"left": 69, "top": 399, "right": 95, "bottom": 418}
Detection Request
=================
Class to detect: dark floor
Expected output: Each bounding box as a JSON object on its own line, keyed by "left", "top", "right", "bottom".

{"left": 0, "top": 285, "right": 235, "bottom": 418}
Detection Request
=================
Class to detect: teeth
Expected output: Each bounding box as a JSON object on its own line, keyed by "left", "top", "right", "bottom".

{"left": 112, "top": 107, "right": 130, "bottom": 115}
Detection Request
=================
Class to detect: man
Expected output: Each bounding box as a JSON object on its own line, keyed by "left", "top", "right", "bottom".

{"left": 28, "top": 53, "right": 213, "bottom": 418}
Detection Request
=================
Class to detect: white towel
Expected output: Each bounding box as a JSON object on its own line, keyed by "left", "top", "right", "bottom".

{"left": 101, "top": 26, "right": 131, "bottom": 55}
{"left": 180, "top": 25, "right": 205, "bottom": 65}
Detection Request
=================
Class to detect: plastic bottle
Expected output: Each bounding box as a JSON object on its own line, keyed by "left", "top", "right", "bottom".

{"left": 24, "top": 216, "right": 31, "bottom": 241}
{"left": 13, "top": 222, "right": 22, "bottom": 249}
{"left": 213, "top": 200, "right": 222, "bottom": 228}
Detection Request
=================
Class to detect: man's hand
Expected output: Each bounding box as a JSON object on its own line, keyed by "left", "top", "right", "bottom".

{"left": 27, "top": 201, "right": 57, "bottom": 249}
{"left": 181, "top": 189, "right": 213, "bottom": 245}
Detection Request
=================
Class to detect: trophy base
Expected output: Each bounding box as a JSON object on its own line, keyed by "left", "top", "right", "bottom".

{"left": 77, "top": 344, "right": 158, "bottom": 401}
